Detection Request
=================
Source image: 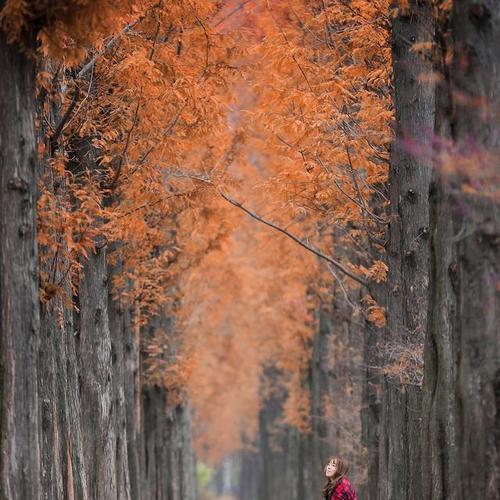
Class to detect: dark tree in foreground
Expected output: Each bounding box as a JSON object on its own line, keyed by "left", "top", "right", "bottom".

{"left": 0, "top": 9, "right": 42, "bottom": 498}
{"left": 423, "top": 1, "right": 500, "bottom": 498}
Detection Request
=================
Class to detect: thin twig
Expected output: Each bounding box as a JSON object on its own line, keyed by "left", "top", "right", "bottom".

{"left": 148, "top": 19, "right": 162, "bottom": 61}
{"left": 345, "top": 145, "right": 368, "bottom": 210}
{"left": 333, "top": 178, "right": 388, "bottom": 225}
{"left": 185, "top": 0, "right": 210, "bottom": 74}
{"left": 128, "top": 104, "right": 186, "bottom": 178}
{"left": 61, "top": 61, "right": 96, "bottom": 134}
{"left": 219, "top": 191, "right": 368, "bottom": 287}
{"left": 266, "top": 0, "right": 314, "bottom": 93}
{"left": 110, "top": 100, "right": 141, "bottom": 190}
{"left": 213, "top": 0, "right": 255, "bottom": 28}
{"left": 37, "top": 63, "right": 62, "bottom": 107}
{"left": 50, "top": 86, "right": 80, "bottom": 150}
{"left": 328, "top": 264, "right": 359, "bottom": 311}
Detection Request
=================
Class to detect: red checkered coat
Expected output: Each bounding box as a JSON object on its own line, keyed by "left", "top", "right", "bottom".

{"left": 328, "top": 477, "right": 358, "bottom": 500}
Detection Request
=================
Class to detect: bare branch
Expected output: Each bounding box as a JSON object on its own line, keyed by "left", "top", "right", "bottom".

{"left": 185, "top": 0, "right": 210, "bottom": 74}
{"left": 50, "top": 86, "right": 80, "bottom": 150}
{"left": 109, "top": 100, "right": 141, "bottom": 190}
{"left": 127, "top": 104, "right": 186, "bottom": 179}
{"left": 219, "top": 191, "right": 368, "bottom": 287}
{"left": 328, "top": 264, "right": 360, "bottom": 311}
{"left": 266, "top": 0, "right": 314, "bottom": 93}
{"left": 333, "top": 178, "right": 388, "bottom": 225}
{"left": 344, "top": 145, "right": 388, "bottom": 223}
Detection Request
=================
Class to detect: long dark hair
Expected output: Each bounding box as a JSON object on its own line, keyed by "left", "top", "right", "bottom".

{"left": 322, "top": 456, "right": 349, "bottom": 500}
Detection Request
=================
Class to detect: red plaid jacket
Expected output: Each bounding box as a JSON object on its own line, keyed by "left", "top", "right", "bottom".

{"left": 329, "top": 478, "right": 358, "bottom": 500}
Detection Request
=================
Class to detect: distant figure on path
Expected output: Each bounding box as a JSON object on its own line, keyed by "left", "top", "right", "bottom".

{"left": 322, "top": 456, "right": 358, "bottom": 500}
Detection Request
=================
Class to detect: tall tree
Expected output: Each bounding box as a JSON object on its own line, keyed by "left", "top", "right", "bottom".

{"left": 0, "top": 4, "right": 42, "bottom": 497}
{"left": 423, "top": 1, "right": 500, "bottom": 498}
{"left": 379, "top": 1, "right": 435, "bottom": 498}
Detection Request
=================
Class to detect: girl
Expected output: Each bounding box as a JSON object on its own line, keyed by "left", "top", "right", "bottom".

{"left": 322, "top": 456, "right": 358, "bottom": 500}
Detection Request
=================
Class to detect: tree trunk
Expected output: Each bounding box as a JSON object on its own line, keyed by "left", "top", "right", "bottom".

{"left": 379, "top": 1, "right": 435, "bottom": 498}
{"left": 39, "top": 289, "right": 90, "bottom": 500}
{"left": 0, "top": 19, "right": 42, "bottom": 499}
{"left": 78, "top": 248, "right": 117, "bottom": 499}
{"left": 256, "top": 370, "right": 300, "bottom": 500}
{"left": 238, "top": 450, "right": 261, "bottom": 500}
{"left": 422, "top": 1, "right": 500, "bottom": 498}
{"left": 139, "top": 310, "right": 197, "bottom": 500}
{"left": 108, "top": 272, "right": 133, "bottom": 500}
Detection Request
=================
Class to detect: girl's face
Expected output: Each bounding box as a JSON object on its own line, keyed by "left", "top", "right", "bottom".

{"left": 325, "top": 458, "right": 338, "bottom": 478}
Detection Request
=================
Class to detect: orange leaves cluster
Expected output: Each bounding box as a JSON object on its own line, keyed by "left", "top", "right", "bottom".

{"left": 31, "top": 0, "right": 241, "bottom": 415}
{"left": 4, "top": 0, "right": 393, "bottom": 465}
{"left": 0, "top": 0, "right": 30, "bottom": 43}
{"left": 198, "top": 0, "right": 392, "bottom": 449}
{"left": 4, "top": 0, "right": 153, "bottom": 61}
{"left": 362, "top": 294, "right": 386, "bottom": 328}
{"left": 248, "top": 0, "right": 392, "bottom": 222}
{"left": 361, "top": 260, "right": 388, "bottom": 283}
{"left": 35, "top": 0, "right": 240, "bottom": 309}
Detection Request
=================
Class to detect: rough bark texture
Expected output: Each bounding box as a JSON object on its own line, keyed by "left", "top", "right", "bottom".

{"left": 0, "top": 39, "right": 197, "bottom": 495}
{"left": 376, "top": 2, "right": 435, "bottom": 498}
{"left": 388, "top": 0, "right": 435, "bottom": 370}
{"left": 39, "top": 287, "right": 90, "bottom": 500}
{"left": 0, "top": 21, "right": 42, "bottom": 499}
{"left": 36, "top": 254, "right": 198, "bottom": 500}
{"left": 422, "top": 1, "right": 500, "bottom": 498}
{"left": 423, "top": 189, "right": 499, "bottom": 500}
{"left": 78, "top": 248, "right": 118, "bottom": 498}
{"left": 108, "top": 280, "right": 133, "bottom": 500}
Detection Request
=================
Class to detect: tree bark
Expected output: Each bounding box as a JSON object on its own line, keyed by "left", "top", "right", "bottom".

{"left": 0, "top": 18, "right": 42, "bottom": 499}
{"left": 108, "top": 272, "right": 133, "bottom": 500}
{"left": 78, "top": 248, "right": 117, "bottom": 499}
{"left": 422, "top": 1, "right": 500, "bottom": 498}
{"left": 39, "top": 290, "right": 90, "bottom": 500}
{"left": 378, "top": 2, "right": 435, "bottom": 498}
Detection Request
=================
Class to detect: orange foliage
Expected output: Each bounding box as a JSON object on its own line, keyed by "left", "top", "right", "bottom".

{"left": 2, "top": 0, "right": 391, "bottom": 465}
{"left": 183, "top": 0, "right": 392, "bottom": 462}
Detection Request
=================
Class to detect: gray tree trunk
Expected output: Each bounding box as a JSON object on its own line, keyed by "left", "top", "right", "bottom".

{"left": 38, "top": 249, "right": 196, "bottom": 500}
{"left": 0, "top": 18, "right": 42, "bottom": 499}
{"left": 361, "top": 296, "right": 382, "bottom": 500}
{"left": 108, "top": 275, "right": 133, "bottom": 500}
{"left": 78, "top": 248, "right": 118, "bottom": 498}
{"left": 378, "top": 1, "right": 435, "bottom": 498}
{"left": 422, "top": 1, "right": 500, "bottom": 498}
{"left": 138, "top": 309, "right": 197, "bottom": 500}
{"left": 238, "top": 450, "right": 261, "bottom": 500}
{"left": 39, "top": 285, "right": 90, "bottom": 500}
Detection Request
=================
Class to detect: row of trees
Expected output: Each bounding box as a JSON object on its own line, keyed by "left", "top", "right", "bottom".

{"left": 1, "top": 1, "right": 222, "bottom": 497}
{"left": 207, "top": 1, "right": 499, "bottom": 499}
{"left": 232, "top": 2, "right": 499, "bottom": 499}
{"left": 0, "top": 0, "right": 498, "bottom": 499}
